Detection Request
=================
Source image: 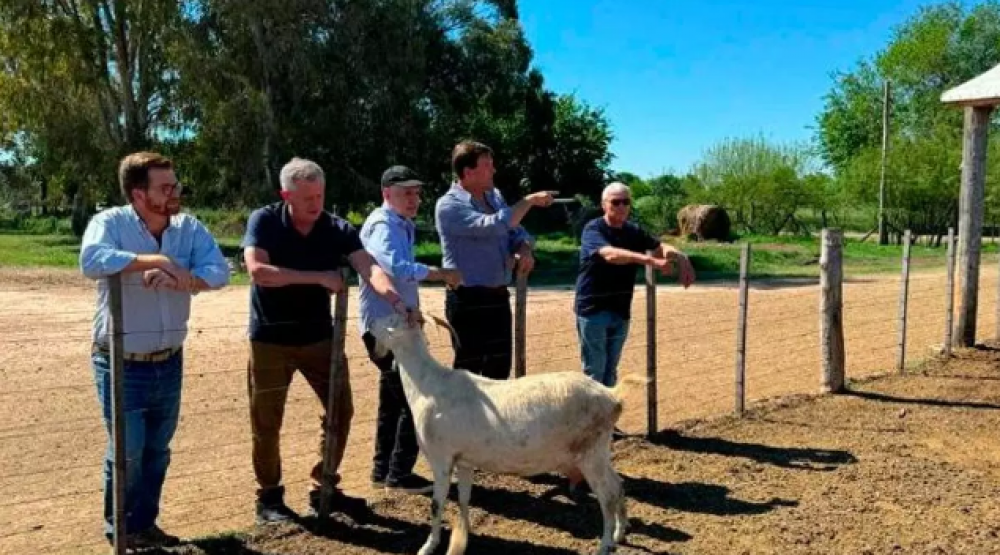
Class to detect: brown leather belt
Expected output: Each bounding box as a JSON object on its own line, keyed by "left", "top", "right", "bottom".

{"left": 92, "top": 343, "right": 181, "bottom": 363}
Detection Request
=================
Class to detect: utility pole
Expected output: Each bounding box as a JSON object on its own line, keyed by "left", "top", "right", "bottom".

{"left": 879, "top": 79, "right": 891, "bottom": 246}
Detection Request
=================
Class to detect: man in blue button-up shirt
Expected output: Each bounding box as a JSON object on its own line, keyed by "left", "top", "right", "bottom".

{"left": 359, "top": 165, "right": 461, "bottom": 495}
{"left": 434, "top": 141, "right": 554, "bottom": 380}
{"left": 79, "top": 151, "right": 230, "bottom": 551}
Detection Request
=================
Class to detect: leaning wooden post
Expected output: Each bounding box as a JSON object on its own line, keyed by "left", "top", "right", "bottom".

{"left": 108, "top": 274, "right": 127, "bottom": 555}
{"left": 944, "top": 227, "right": 956, "bottom": 357}
{"left": 645, "top": 250, "right": 658, "bottom": 437}
{"left": 820, "top": 229, "right": 846, "bottom": 393}
{"left": 897, "top": 230, "right": 912, "bottom": 373}
{"left": 514, "top": 273, "right": 527, "bottom": 379}
{"left": 319, "top": 268, "right": 350, "bottom": 519}
{"left": 735, "top": 243, "right": 751, "bottom": 416}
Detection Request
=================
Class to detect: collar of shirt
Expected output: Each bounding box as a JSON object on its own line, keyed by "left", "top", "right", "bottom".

{"left": 448, "top": 182, "right": 501, "bottom": 211}
{"left": 374, "top": 203, "right": 415, "bottom": 241}
{"left": 278, "top": 202, "right": 331, "bottom": 234}
{"left": 124, "top": 204, "right": 182, "bottom": 238}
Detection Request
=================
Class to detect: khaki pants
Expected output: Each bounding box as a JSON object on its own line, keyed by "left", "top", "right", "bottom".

{"left": 247, "top": 339, "right": 353, "bottom": 494}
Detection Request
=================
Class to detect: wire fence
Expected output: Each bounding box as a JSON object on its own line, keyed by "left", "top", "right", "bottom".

{"left": 1, "top": 227, "right": 999, "bottom": 554}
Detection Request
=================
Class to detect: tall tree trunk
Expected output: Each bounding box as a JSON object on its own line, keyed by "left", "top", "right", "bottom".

{"left": 250, "top": 18, "right": 280, "bottom": 195}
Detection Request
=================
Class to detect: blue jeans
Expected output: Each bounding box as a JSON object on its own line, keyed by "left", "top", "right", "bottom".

{"left": 576, "top": 311, "right": 631, "bottom": 387}
{"left": 92, "top": 350, "right": 183, "bottom": 538}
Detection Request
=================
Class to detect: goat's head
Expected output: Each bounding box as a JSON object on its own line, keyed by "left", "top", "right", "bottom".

{"left": 369, "top": 313, "right": 420, "bottom": 357}
{"left": 369, "top": 312, "right": 459, "bottom": 359}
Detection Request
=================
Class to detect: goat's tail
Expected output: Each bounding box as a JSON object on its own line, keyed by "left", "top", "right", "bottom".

{"left": 608, "top": 373, "right": 651, "bottom": 401}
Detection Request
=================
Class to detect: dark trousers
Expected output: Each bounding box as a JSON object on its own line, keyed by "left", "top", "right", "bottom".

{"left": 247, "top": 340, "right": 353, "bottom": 495}
{"left": 361, "top": 332, "right": 419, "bottom": 482}
{"left": 445, "top": 286, "right": 513, "bottom": 380}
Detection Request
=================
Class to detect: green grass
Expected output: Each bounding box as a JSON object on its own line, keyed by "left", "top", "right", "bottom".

{"left": 2, "top": 227, "right": 994, "bottom": 286}
{"left": 0, "top": 234, "right": 83, "bottom": 267}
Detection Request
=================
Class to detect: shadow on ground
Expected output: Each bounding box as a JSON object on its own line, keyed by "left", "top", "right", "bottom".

{"left": 648, "top": 430, "right": 858, "bottom": 470}
{"left": 845, "top": 389, "right": 1000, "bottom": 410}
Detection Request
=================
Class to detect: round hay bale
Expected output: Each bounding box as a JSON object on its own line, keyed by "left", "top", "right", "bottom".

{"left": 677, "top": 204, "right": 732, "bottom": 242}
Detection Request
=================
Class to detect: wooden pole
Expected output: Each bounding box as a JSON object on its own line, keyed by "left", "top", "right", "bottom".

{"left": 108, "top": 274, "right": 127, "bottom": 555}
{"left": 897, "top": 230, "right": 912, "bottom": 373}
{"left": 735, "top": 243, "right": 751, "bottom": 416}
{"left": 879, "top": 80, "right": 891, "bottom": 246}
{"left": 945, "top": 227, "right": 956, "bottom": 357}
{"left": 996, "top": 249, "right": 1000, "bottom": 343}
{"left": 645, "top": 250, "right": 658, "bottom": 437}
{"left": 514, "top": 273, "right": 527, "bottom": 378}
{"left": 319, "top": 268, "right": 349, "bottom": 519}
{"left": 820, "top": 229, "right": 846, "bottom": 393}
{"left": 955, "top": 105, "right": 992, "bottom": 347}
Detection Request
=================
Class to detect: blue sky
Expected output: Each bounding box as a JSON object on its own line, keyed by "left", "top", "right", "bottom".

{"left": 518, "top": 0, "right": 964, "bottom": 177}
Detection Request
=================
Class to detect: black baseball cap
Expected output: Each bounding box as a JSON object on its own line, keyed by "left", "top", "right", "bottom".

{"left": 381, "top": 165, "right": 424, "bottom": 188}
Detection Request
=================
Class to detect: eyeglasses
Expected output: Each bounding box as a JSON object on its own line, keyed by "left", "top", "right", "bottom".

{"left": 609, "top": 198, "right": 631, "bottom": 207}
{"left": 152, "top": 182, "right": 184, "bottom": 196}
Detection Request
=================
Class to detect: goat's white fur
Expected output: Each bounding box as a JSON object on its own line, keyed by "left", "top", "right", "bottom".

{"left": 369, "top": 313, "right": 644, "bottom": 555}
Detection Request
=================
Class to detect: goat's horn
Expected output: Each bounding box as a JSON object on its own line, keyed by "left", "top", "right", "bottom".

{"left": 429, "top": 314, "right": 461, "bottom": 351}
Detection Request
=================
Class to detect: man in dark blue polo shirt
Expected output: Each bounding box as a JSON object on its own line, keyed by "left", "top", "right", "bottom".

{"left": 241, "top": 157, "right": 417, "bottom": 525}
{"left": 575, "top": 182, "right": 696, "bottom": 393}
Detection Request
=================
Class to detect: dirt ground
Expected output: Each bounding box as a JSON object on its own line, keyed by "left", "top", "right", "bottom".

{"left": 0, "top": 264, "right": 998, "bottom": 554}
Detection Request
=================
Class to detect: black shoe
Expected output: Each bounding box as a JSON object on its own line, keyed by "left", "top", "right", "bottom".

{"left": 256, "top": 486, "right": 298, "bottom": 525}
{"left": 385, "top": 473, "right": 434, "bottom": 495}
{"left": 134, "top": 524, "right": 181, "bottom": 548}
{"left": 105, "top": 524, "right": 181, "bottom": 550}
{"left": 612, "top": 427, "right": 627, "bottom": 441}
{"left": 307, "top": 488, "right": 372, "bottom": 522}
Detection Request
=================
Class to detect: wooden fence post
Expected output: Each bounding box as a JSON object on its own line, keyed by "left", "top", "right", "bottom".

{"left": 945, "top": 227, "right": 956, "bottom": 357}
{"left": 514, "top": 273, "right": 527, "bottom": 379}
{"left": 996, "top": 249, "right": 1000, "bottom": 343}
{"left": 820, "top": 229, "right": 846, "bottom": 393}
{"left": 645, "top": 250, "right": 658, "bottom": 437}
{"left": 108, "top": 273, "right": 127, "bottom": 555}
{"left": 897, "top": 230, "right": 912, "bottom": 373}
{"left": 955, "top": 106, "right": 991, "bottom": 347}
{"left": 319, "top": 268, "right": 350, "bottom": 519}
{"left": 735, "top": 243, "right": 751, "bottom": 416}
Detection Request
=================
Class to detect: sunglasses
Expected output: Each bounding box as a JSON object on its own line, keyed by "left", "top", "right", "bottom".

{"left": 608, "top": 198, "right": 631, "bottom": 207}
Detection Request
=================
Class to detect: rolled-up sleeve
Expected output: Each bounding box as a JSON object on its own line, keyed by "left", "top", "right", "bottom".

{"left": 435, "top": 194, "right": 512, "bottom": 238}
{"left": 190, "top": 221, "right": 230, "bottom": 289}
{"left": 367, "top": 222, "right": 431, "bottom": 283}
{"left": 79, "top": 212, "right": 136, "bottom": 280}
{"left": 508, "top": 226, "right": 533, "bottom": 253}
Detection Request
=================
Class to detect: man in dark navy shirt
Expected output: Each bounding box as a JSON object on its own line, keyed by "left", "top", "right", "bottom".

{"left": 574, "top": 183, "right": 695, "bottom": 396}
{"left": 241, "top": 157, "right": 417, "bottom": 525}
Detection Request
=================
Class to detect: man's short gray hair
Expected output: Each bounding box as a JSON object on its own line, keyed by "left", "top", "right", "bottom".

{"left": 602, "top": 182, "right": 631, "bottom": 201}
{"left": 279, "top": 157, "right": 325, "bottom": 191}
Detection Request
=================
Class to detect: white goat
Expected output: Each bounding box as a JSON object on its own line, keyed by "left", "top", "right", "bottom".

{"left": 368, "top": 313, "right": 644, "bottom": 555}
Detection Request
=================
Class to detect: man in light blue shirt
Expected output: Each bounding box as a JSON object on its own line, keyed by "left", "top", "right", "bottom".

{"left": 434, "top": 140, "right": 553, "bottom": 380}
{"left": 359, "top": 165, "right": 461, "bottom": 494}
{"left": 79, "top": 152, "right": 229, "bottom": 551}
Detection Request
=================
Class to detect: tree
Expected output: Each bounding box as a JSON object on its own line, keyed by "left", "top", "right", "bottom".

{"left": 1, "top": 0, "right": 615, "bottom": 216}
{"left": 815, "top": 1, "right": 1000, "bottom": 239}
{"left": 0, "top": 0, "right": 185, "bottom": 204}
{"left": 689, "top": 135, "right": 817, "bottom": 234}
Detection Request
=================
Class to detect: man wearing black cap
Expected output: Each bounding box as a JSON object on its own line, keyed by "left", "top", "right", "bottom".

{"left": 358, "top": 165, "right": 463, "bottom": 494}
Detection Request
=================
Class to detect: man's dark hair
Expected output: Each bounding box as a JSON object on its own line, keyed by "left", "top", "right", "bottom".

{"left": 451, "top": 140, "right": 494, "bottom": 179}
{"left": 119, "top": 151, "right": 174, "bottom": 202}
